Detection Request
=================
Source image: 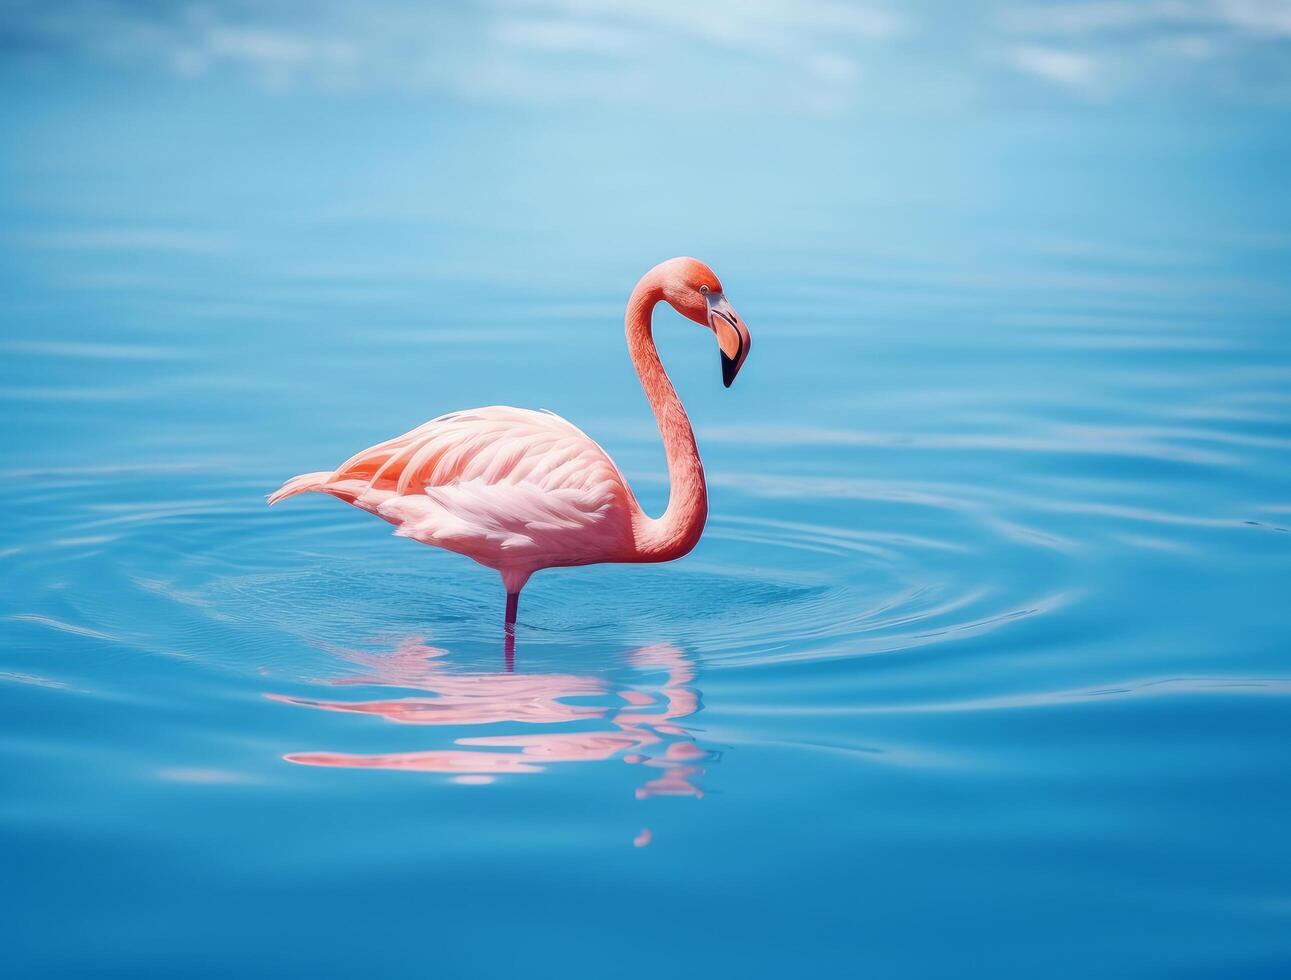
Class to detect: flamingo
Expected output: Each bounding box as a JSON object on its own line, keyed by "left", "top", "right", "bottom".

{"left": 268, "top": 257, "right": 751, "bottom": 646}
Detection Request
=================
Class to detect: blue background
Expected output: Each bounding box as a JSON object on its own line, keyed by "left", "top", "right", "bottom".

{"left": 2, "top": 2, "right": 1290, "bottom": 976}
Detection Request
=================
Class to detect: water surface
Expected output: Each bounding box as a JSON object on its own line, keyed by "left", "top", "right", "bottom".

{"left": 3, "top": 27, "right": 1291, "bottom": 979}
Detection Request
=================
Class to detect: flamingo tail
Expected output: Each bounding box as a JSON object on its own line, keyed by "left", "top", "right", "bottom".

{"left": 267, "top": 471, "right": 339, "bottom": 506}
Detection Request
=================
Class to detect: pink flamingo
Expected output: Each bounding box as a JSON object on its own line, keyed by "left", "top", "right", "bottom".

{"left": 268, "top": 258, "right": 751, "bottom": 645}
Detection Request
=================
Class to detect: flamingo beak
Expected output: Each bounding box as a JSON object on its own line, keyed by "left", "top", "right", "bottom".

{"left": 706, "top": 292, "right": 751, "bottom": 388}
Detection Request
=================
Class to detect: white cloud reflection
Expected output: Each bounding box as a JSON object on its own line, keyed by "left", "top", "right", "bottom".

{"left": 1003, "top": 44, "right": 1102, "bottom": 92}
{"left": 995, "top": 0, "right": 1291, "bottom": 100}
{"left": 2, "top": 0, "right": 1291, "bottom": 107}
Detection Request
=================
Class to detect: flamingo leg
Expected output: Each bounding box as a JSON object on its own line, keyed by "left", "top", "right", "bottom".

{"left": 504, "top": 591, "right": 519, "bottom": 671}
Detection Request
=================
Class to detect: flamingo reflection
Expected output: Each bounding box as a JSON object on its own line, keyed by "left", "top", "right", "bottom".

{"left": 270, "top": 640, "right": 712, "bottom": 797}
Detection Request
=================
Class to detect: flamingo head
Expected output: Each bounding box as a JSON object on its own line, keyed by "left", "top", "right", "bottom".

{"left": 657, "top": 257, "right": 752, "bottom": 388}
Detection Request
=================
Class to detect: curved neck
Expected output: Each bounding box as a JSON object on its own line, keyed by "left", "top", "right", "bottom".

{"left": 625, "top": 273, "right": 707, "bottom": 562}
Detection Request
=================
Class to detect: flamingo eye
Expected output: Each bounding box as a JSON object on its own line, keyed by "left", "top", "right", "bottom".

{"left": 700, "top": 284, "right": 709, "bottom": 294}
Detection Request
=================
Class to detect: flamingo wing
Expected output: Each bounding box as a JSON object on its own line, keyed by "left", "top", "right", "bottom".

{"left": 268, "top": 407, "right": 637, "bottom": 573}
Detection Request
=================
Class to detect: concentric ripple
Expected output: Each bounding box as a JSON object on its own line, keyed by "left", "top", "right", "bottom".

{"left": 0, "top": 459, "right": 1089, "bottom": 796}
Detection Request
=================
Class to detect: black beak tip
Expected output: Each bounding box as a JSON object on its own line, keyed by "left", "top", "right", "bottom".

{"left": 721, "top": 352, "right": 738, "bottom": 388}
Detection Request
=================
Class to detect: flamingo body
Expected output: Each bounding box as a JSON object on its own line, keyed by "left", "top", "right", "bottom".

{"left": 269, "top": 257, "right": 751, "bottom": 636}
{"left": 268, "top": 406, "right": 635, "bottom": 593}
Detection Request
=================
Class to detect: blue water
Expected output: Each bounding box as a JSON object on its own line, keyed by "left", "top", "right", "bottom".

{"left": 4, "top": 7, "right": 1291, "bottom": 977}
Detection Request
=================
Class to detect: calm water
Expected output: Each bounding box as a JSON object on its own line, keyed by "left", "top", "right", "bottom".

{"left": 4, "top": 29, "right": 1291, "bottom": 979}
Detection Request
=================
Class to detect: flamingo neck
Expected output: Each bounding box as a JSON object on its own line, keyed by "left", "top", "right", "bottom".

{"left": 625, "top": 273, "right": 708, "bottom": 562}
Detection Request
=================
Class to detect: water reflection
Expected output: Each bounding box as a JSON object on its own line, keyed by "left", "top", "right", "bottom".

{"left": 270, "top": 639, "right": 713, "bottom": 798}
